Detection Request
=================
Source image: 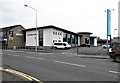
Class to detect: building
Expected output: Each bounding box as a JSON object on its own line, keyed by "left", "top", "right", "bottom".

{"left": 24, "top": 25, "right": 80, "bottom": 47}
{"left": 77, "top": 32, "right": 97, "bottom": 46}
{"left": 0, "top": 25, "right": 25, "bottom": 48}
{"left": 0, "top": 24, "right": 97, "bottom": 49}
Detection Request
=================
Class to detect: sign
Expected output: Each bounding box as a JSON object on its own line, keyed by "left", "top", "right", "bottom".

{"left": 107, "top": 9, "right": 111, "bottom": 36}
{"left": 9, "top": 31, "right": 13, "bottom": 40}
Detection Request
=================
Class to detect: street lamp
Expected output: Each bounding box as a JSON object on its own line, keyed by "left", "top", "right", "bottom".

{"left": 25, "top": 5, "right": 38, "bottom": 52}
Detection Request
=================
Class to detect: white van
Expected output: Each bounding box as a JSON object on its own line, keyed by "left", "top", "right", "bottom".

{"left": 53, "top": 42, "right": 71, "bottom": 49}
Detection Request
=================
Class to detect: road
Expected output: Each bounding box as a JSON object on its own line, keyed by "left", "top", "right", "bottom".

{"left": 2, "top": 50, "right": 119, "bottom": 82}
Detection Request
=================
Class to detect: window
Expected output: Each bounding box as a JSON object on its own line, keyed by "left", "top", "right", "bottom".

{"left": 58, "top": 40, "right": 61, "bottom": 42}
{"left": 39, "top": 30, "right": 43, "bottom": 46}
{"left": 60, "top": 33, "right": 62, "bottom": 35}
{"left": 56, "top": 32, "right": 57, "bottom": 35}
{"left": 68, "top": 34, "right": 71, "bottom": 44}
{"left": 63, "top": 33, "right": 67, "bottom": 42}
{"left": 54, "top": 43, "right": 62, "bottom": 45}
{"left": 85, "top": 37, "right": 90, "bottom": 44}
{"left": 53, "top": 32, "right": 55, "bottom": 35}
{"left": 53, "top": 40, "right": 57, "bottom": 43}
{"left": 72, "top": 35, "right": 75, "bottom": 44}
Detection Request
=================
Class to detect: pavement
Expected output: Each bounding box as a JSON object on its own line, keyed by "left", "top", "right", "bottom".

{"left": 2, "top": 49, "right": 110, "bottom": 59}
{"left": 1, "top": 66, "right": 43, "bottom": 82}
{"left": 76, "top": 54, "right": 110, "bottom": 59}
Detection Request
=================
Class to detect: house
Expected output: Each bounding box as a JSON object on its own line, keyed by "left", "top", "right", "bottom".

{"left": 0, "top": 25, "right": 25, "bottom": 49}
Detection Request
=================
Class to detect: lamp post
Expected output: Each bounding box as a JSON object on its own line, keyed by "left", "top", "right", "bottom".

{"left": 25, "top": 5, "right": 38, "bottom": 52}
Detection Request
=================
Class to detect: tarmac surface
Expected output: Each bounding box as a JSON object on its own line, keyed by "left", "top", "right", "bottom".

{"left": 1, "top": 47, "right": 112, "bottom": 82}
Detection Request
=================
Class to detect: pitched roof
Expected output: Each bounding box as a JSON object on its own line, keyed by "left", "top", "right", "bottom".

{"left": 2, "top": 25, "right": 25, "bottom": 31}
{"left": 23, "top": 25, "right": 79, "bottom": 35}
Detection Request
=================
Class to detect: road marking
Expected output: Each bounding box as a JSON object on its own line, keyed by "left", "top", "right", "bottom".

{"left": 95, "top": 59, "right": 104, "bottom": 60}
{"left": 0, "top": 67, "right": 43, "bottom": 83}
{"left": 54, "top": 60, "right": 86, "bottom": 67}
{"left": 109, "top": 70, "right": 120, "bottom": 74}
{"left": 36, "top": 58, "right": 45, "bottom": 60}
{"left": 25, "top": 56, "right": 45, "bottom": 60}
{"left": 28, "top": 52, "right": 36, "bottom": 54}
{"left": 7, "top": 54, "right": 12, "bottom": 56}
{"left": 13, "top": 55, "right": 20, "bottom": 56}
{"left": 25, "top": 56, "right": 35, "bottom": 59}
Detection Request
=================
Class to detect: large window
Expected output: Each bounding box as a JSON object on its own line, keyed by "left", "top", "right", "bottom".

{"left": 68, "top": 34, "right": 71, "bottom": 44}
{"left": 72, "top": 35, "right": 75, "bottom": 44}
{"left": 39, "top": 30, "right": 43, "bottom": 46}
{"left": 85, "top": 37, "right": 90, "bottom": 44}
{"left": 75, "top": 36, "right": 78, "bottom": 45}
{"left": 63, "top": 33, "right": 67, "bottom": 42}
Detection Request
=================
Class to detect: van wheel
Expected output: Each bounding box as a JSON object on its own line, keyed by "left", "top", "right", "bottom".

{"left": 54, "top": 47, "right": 57, "bottom": 49}
{"left": 115, "top": 55, "right": 120, "bottom": 63}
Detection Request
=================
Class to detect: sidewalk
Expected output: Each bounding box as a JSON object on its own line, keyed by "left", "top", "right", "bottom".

{"left": 76, "top": 54, "right": 110, "bottom": 59}
{"left": 0, "top": 66, "right": 42, "bottom": 83}
{"left": 2, "top": 49, "right": 110, "bottom": 59}
{"left": 2, "top": 71, "right": 27, "bottom": 81}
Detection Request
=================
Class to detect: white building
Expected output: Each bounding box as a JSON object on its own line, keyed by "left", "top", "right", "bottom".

{"left": 24, "top": 25, "right": 97, "bottom": 47}
{"left": 24, "top": 25, "right": 80, "bottom": 47}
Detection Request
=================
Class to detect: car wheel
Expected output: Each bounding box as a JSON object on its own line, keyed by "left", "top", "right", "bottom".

{"left": 54, "top": 47, "right": 57, "bottom": 49}
{"left": 115, "top": 55, "right": 120, "bottom": 63}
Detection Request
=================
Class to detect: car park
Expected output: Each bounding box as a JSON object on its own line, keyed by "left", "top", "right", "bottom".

{"left": 53, "top": 42, "right": 71, "bottom": 49}
{"left": 109, "top": 42, "right": 120, "bottom": 62}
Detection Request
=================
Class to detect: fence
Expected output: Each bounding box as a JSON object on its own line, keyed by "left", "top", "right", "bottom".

{"left": 2, "top": 46, "right": 53, "bottom": 53}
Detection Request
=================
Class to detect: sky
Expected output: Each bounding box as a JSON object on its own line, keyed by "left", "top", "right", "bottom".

{"left": 0, "top": 0, "right": 119, "bottom": 39}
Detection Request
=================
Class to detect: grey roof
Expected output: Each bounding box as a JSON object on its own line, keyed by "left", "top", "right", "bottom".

{"left": 23, "top": 25, "right": 80, "bottom": 36}
{"left": 1, "top": 25, "right": 25, "bottom": 32}
{"left": 77, "top": 32, "right": 93, "bottom": 35}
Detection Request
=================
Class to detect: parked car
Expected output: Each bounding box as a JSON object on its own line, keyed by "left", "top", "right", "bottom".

{"left": 80, "top": 44, "right": 90, "bottom": 47}
{"left": 102, "top": 44, "right": 110, "bottom": 49}
{"left": 109, "top": 42, "right": 120, "bottom": 62}
{"left": 53, "top": 42, "right": 71, "bottom": 49}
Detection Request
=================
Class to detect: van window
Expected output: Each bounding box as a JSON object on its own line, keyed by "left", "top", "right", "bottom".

{"left": 54, "top": 43, "right": 62, "bottom": 45}
{"left": 63, "top": 43, "right": 66, "bottom": 46}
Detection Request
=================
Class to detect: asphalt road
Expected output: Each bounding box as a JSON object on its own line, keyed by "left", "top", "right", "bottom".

{"left": 2, "top": 50, "right": 119, "bottom": 82}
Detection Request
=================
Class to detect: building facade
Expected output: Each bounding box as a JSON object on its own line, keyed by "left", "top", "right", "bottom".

{"left": 24, "top": 25, "right": 80, "bottom": 47}
{"left": 0, "top": 25, "right": 25, "bottom": 48}
{"left": 77, "top": 32, "right": 97, "bottom": 46}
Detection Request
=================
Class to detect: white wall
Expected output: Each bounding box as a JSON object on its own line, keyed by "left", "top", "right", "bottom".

{"left": 94, "top": 38, "right": 97, "bottom": 46}
{"left": 43, "top": 28, "right": 63, "bottom": 46}
{"left": 78, "top": 36, "right": 80, "bottom": 46}
{"left": 43, "top": 28, "right": 52, "bottom": 46}
{"left": 26, "top": 30, "right": 38, "bottom": 46}
{"left": 51, "top": 28, "right": 63, "bottom": 45}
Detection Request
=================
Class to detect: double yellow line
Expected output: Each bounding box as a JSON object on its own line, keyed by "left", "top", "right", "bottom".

{"left": 0, "top": 67, "right": 43, "bottom": 83}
